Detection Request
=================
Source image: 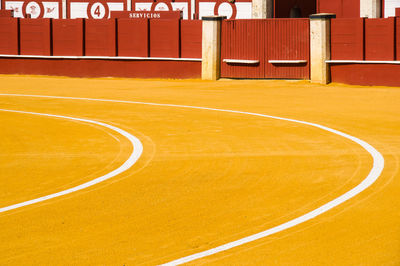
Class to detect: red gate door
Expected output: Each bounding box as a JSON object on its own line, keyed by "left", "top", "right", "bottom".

{"left": 221, "top": 19, "right": 266, "bottom": 78}
{"left": 265, "top": 19, "right": 310, "bottom": 79}
{"left": 221, "top": 19, "right": 310, "bottom": 79}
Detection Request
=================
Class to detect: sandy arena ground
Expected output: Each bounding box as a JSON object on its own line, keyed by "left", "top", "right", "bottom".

{"left": 0, "top": 75, "right": 399, "bottom": 265}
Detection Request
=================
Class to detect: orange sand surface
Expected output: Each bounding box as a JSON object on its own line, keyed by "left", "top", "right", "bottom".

{"left": 0, "top": 75, "right": 399, "bottom": 265}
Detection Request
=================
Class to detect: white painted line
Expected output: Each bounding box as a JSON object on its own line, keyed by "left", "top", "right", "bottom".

{"left": 0, "top": 54, "right": 202, "bottom": 62}
{"left": 269, "top": 60, "right": 308, "bottom": 64}
{"left": 223, "top": 59, "right": 260, "bottom": 64}
{"left": 326, "top": 60, "right": 400, "bottom": 65}
{"left": 0, "top": 93, "right": 384, "bottom": 265}
{"left": 0, "top": 108, "right": 143, "bottom": 213}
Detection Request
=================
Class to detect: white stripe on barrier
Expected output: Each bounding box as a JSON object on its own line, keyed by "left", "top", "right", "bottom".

{"left": 0, "top": 54, "right": 202, "bottom": 62}
{"left": 327, "top": 60, "right": 400, "bottom": 64}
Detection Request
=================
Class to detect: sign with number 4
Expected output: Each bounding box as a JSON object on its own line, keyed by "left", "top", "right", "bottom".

{"left": 67, "top": 0, "right": 127, "bottom": 18}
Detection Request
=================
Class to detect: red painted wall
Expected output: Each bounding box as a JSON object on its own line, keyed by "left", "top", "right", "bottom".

{"left": 52, "top": 19, "right": 84, "bottom": 56}
{"left": 331, "top": 64, "right": 400, "bottom": 87}
{"left": 0, "top": 58, "right": 201, "bottom": 78}
{"left": 318, "top": 0, "right": 360, "bottom": 18}
{"left": 331, "top": 18, "right": 364, "bottom": 60}
{"left": 117, "top": 18, "right": 149, "bottom": 57}
{"left": 20, "top": 18, "right": 51, "bottom": 56}
{"left": 365, "top": 18, "right": 395, "bottom": 60}
{"left": 149, "top": 19, "right": 180, "bottom": 58}
{"left": 180, "top": 20, "right": 202, "bottom": 58}
{"left": 274, "top": 0, "right": 316, "bottom": 18}
{"left": 85, "top": 19, "right": 116, "bottom": 56}
{"left": 0, "top": 18, "right": 19, "bottom": 55}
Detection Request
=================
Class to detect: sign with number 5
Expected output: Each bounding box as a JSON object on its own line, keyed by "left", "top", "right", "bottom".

{"left": 67, "top": 0, "right": 127, "bottom": 18}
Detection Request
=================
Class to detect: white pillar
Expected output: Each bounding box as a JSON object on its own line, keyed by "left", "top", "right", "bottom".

{"left": 201, "top": 16, "right": 225, "bottom": 80}
{"left": 252, "top": 0, "right": 273, "bottom": 19}
{"left": 62, "top": 0, "right": 67, "bottom": 18}
{"left": 309, "top": 13, "right": 335, "bottom": 84}
{"left": 360, "top": 0, "right": 381, "bottom": 18}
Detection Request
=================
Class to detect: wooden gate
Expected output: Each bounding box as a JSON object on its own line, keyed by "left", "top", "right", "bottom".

{"left": 221, "top": 19, "right": 310, "bottom": 79}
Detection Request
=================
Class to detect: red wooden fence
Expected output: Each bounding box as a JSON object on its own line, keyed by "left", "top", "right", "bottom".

{"left": 117, "top": 19, "right": 149, "bottom": 57}
{"left": 20, "top": 18, "right": 51, "bottom": 56}
{"left": 330, "top": 17, "right": 400, "bottom": 87}
{"left": 0, "top": 17, "right": 19, "bottom": 54}
{"left": 150, "top": 19, "right": 180, "bottom": 58}
{"left": 52, "top": 19, "right": 84, "bottom": 56}
{"left": 221, "top": 19, "right": 309, "bottom": 79}
{"left": 85, "top": 19, "right": 117, "bottom": 56}
{"left": 0, "top": 18, "right": 202, "bottom": 58}
{"left": 331, "top": 17, "right": 400, "bottom": 61}
{"left": 330, "top": 18, "right": 364, "bottom": 60}
{"left": 365, "top": 18, "right": 395, "bottom": 60}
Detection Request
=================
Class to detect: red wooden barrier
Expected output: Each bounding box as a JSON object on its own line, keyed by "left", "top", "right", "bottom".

{"left": 150, "top": 19, "right": 180, "bottom": 58}
{"left": 181, "top": 20, "right": 202, "bottom": 58}
{"left": 20, "top": 18, "right": 51, "bottom": 56}
{"left": 397, "top": 18, "right": 400, "bottom": 60}
{"left": 85, "top": 19, "right": 116, "bottom": 56}
{"left": 52, "top": 19, "right": 84, "bottom": 56}
{"left": 221, "top": 20, "right": 265, "bottom": 78}
{"left": 318, "top": 0, "right": 359, "bottom": 18}
{"left": 331, "top": 18, "right": 364, "bottom": 60}
{"left": 0, "top": 10, "right": 13, "bottom": 17}
{"left": 180, "top": 20, "right": 202, "bottom": 58}
{"left": 331, "top": 64, "right": 400, "bottom": 87}
{"left": 117, "top": 18, "right": 148, "bottom": 57}
{"left": 266, "top": 19, "right": 309, "bottom": 79}
{"left": 0, "top": 58, "right": 201, "bottom": 78}
{"left": 365, "top": 18, "right": 395, "bottom": 61}
{"left": 221, "top": 19, "right": 309, "bottom": 79}
{"left": 0, "top": 18, "right": 19, "bottom": 55}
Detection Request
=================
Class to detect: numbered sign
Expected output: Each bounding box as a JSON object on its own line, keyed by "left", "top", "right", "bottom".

{"left": 67, "top": 0, "right": 126, "bottom": 19}
{"left": 196, "top": 0, "right": 252, "bottom": 19}
{"left": 132, "top": 0, "right": 190, "bottom": 19}
{"left": 4, "top": 0, "right": 61, "bottom": 18}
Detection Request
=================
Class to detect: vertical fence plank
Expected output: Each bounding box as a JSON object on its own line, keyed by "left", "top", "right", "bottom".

{"left": 117, "top": 18, "right": 149, "bottom": 57}
{"left": 20, "top": 18, "right": 51, "bottom": 56}
{"left": 220, "top": 19, "right": 265, "bottom": 78}
{"left": 52, "top": 18, "right": 84, "bottom": 56}
{"left": 0, "top": 17, "right": 19, "bottom": 55}
{"left": 85, "top": 19, "right": 116, "bottom": 56}
{"left": 149, "top": 19, "right": 180, "bottom": 58}
{"left": 180, "top": 20, "right": 202, "bottom": 58}
{"left": 331, "top": 18, "right": 364, "bottom": 60}
{"left": 365, "top": 18, "right": 395, "bottom": 61}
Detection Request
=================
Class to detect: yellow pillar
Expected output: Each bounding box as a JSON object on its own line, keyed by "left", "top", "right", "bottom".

{"left": 309, "top": 13, "right": 336, "bottom": 84}
{"left": 201, "top": 16, "right": 225, "bottom": 80}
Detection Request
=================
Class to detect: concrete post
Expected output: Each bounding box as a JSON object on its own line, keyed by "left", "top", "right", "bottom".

{"left": 201, "top": 16, "right": 225, "bottom": 80}
{"left": 62, "top": 0, "right": 67, "bottom": 18}
{"left": 252, "top": 0, "right": 273, "bottom": 19}
{"left": 360, "top": 0, "right": 381, "bottom": 18}
{"left": 309, "top": 13, "right": 335, "bottom": 84}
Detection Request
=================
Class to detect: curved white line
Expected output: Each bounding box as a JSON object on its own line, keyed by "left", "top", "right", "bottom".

{"left": 0, "top": 93, "right": 384, "bottom": 265}
{"left": 0, "top": 108, "right": 143, "bottom": 213}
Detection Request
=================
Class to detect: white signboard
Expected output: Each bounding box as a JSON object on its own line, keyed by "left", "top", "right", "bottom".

{"left": 68, "top": 0, "right": 126, "bottom": 18}
{"left": 5, "top": 0, "right": 60, "bottom": 18}
{"left": 384, "top": 0, "right": 400, "bottom": 17}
